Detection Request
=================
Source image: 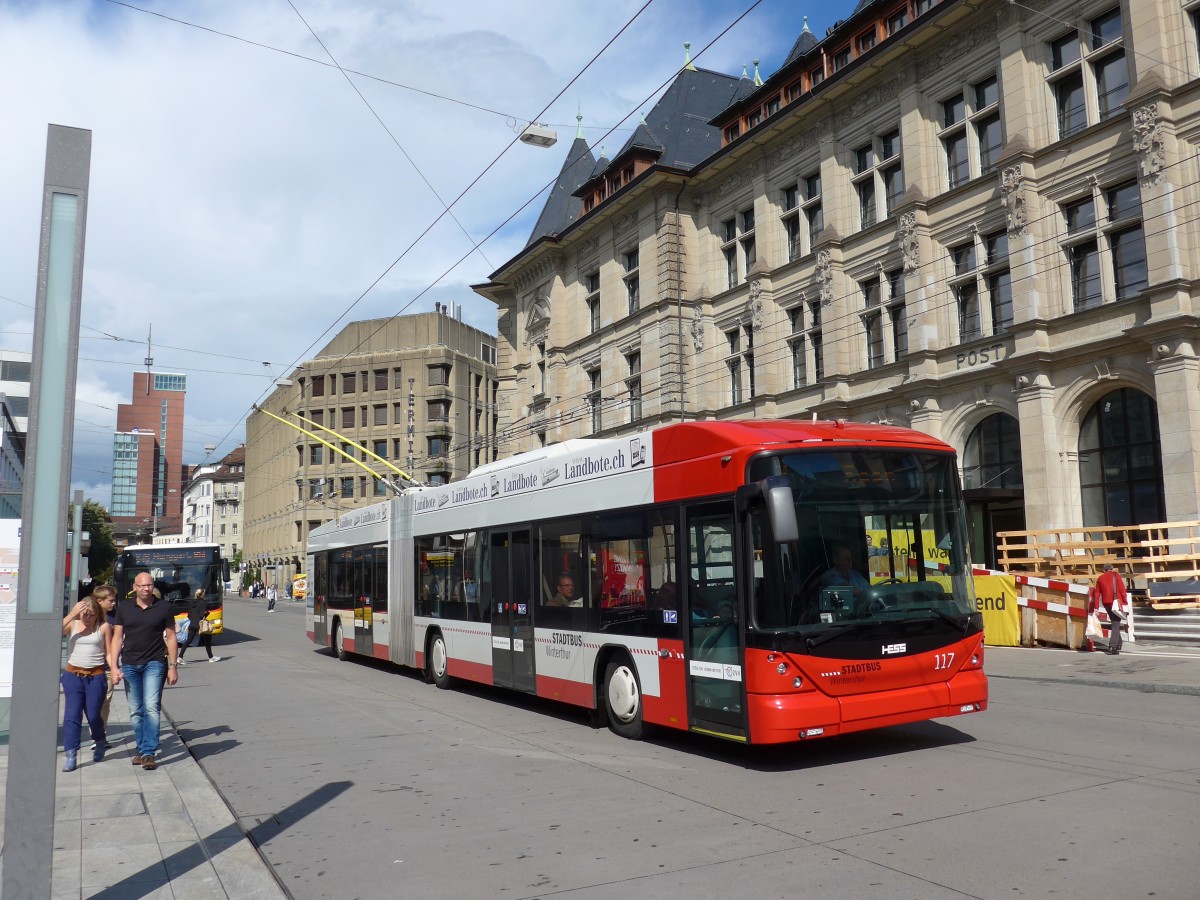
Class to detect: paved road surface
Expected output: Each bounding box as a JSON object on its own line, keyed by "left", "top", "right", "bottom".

{"left": 163, "top": 595, "right": 1200, "bottom": 899}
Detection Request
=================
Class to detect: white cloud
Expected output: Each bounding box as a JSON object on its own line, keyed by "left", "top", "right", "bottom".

{"left": 1, "top": 0, "right": 853, "bottom": 506}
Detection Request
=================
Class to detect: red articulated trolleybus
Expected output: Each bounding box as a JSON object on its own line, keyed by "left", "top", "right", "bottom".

{"left": 306, "top": 420, "right": 987, "bottom": 745}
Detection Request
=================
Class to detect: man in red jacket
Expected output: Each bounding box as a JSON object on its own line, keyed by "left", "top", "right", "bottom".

{"left": 1091, "top": 564, "right": 1128, "bottom": 655}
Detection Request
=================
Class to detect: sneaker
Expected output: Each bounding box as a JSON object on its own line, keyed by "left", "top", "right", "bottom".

{"left": 177, "top": 658, "right": 187, "bottom": 666}
{"left": 131, "top": 754, "right": 146, "bottom": 765}
{"left": 209, "top": 656, "right": 222, "bottom": 663}
{"left": 141, "top": 755, "right": 158, "bottom": 770}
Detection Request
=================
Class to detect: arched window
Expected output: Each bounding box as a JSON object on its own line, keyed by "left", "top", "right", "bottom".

{"left": 1079, "top": 388, "right": 1164, "bottom": 526}
{"left": 963, "top": 413, "right": 1023, "bottom": 490}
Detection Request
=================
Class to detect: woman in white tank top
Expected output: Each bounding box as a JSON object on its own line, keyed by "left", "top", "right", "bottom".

{"left": 61, "top": 596, "right": 113, "bottom": 772}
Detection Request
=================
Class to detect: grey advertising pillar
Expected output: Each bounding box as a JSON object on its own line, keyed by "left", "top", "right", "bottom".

{"left": 3, "top": 124, "right": 91, "bottom": 899}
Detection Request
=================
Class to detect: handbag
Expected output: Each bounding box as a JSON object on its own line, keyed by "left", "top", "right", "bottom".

{"left": 1085, "top": 611, "right": 1104, "bottom": 640}
{"left": 198, "top": 619, "right": 214, "bottom": 635}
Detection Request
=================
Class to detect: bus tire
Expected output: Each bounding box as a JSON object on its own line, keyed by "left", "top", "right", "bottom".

{"left": 332, "top": 621, "right": 347, "bottom": 661}
{"left": 427, "top": 632, "right": 451, "bottom": 689}
{"left": 603, "top": 658, "right": 643, "bottom": 740}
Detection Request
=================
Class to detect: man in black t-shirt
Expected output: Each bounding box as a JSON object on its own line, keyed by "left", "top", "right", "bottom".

{"left": 110, "top": 573, "right": 179, "bottom": 770}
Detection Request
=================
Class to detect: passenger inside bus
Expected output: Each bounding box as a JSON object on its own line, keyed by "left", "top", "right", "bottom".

{"left": 546, "top": 573, "right": 581, "bottom": 608}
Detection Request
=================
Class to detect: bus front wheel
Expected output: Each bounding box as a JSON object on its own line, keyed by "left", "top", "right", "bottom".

{"left": 603, "top": 658, "right": 644, "bottom": 740}
{"left": 332, "top": 621, "right": 347, "bottom": 661}
{"left": 427, "top": 633, "right": 451, "bottom": 689}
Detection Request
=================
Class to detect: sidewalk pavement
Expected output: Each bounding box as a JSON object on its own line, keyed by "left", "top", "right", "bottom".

{"left": 0, "top": 683, "right": 286, "bottom": 899}
{"left": 984, "top": 639, "right": 1200, "bottom": 695}
{"left": 0, "top": 639, "right": 1196, "bottom": 898}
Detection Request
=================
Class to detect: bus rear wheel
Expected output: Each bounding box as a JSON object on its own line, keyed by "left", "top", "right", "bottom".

{"left": 427, "top": 633, "right": 451, "bottom": 689}
{"left": 332, "top": 621, "right": 347, "bottom": 661}
{"left": 603, "top": 658, "right": 643, "bottom": 740}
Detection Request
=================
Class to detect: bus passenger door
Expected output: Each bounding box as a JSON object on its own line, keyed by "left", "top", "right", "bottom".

{"left": 312, "top": 552, "right": 328, "bottom": 647}
{"left": 489, "top": 529, "right": 535, "bottom": 692}
{"left": 354, "top": 547, "right": 375, "bottom": 655}
{"left": 685, "top": 502, "right": 747, "bottom": 738}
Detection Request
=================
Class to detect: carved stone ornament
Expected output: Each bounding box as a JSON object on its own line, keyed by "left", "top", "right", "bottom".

{"left": 1000, "top": 166, "right": 1028, "bottom": 237}
{"left": 576, "top": 235, "right": 600, "bottom": 258}
{"left": 513, "top": 257, "right": 556, "bottom": 294}
{"left": 917, "top": 10, "right": 1008, "bottom": 81}
{"left": 1131, "top": 105, "right": 1166, "bottom": 186}
{"left": 690, "top": 307, "right": 705, "bottom": 353}
{"left": 614, "top": 210, "right": 637, "bottom": 236}
{"left": 748, "top": 280, "right": 765, "bottom": 331}
{"left": 710, "top": 161, "right": 761, "bottom": 202}
{"left": 897, "top": 213, "right": 919, "bottom": 275}
{"left": 815, "top": 251, "right": 834, "bottom": 307}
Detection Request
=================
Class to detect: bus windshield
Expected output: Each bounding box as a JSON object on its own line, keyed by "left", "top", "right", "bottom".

{"left": 118, "top": 546, "right": 223, "bottom": 606}
{"left": 750, "top": 449, "right": 976, "bottom": 632}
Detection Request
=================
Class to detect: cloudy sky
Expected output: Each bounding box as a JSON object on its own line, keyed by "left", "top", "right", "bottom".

{"left": 1, "top": 0, "right": 858, "bottom": 508}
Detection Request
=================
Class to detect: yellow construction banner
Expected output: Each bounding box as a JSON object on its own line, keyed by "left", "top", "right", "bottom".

{"left": 973, "top": 574, "right": 1020, "bottom": 646}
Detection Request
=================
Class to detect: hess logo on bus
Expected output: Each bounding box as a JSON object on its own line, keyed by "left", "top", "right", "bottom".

{"left": 881, "top": 642, "right": 907, "bottom": 655}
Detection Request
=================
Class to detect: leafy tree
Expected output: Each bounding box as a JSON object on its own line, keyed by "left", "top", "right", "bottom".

{"left": 74, "top": 499, "right": 117, "bottom": 582}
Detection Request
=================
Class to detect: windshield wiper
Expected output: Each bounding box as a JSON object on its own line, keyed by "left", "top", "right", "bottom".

{"left": 803, "top": 620, "right": 880, "bottom": 650}
{"left": 896, "top": 606, "right": 969, "bottom": 631}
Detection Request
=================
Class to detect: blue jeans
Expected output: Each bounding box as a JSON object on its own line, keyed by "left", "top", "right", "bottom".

{"left": 60, "top": 670, "right": 108, "bottom": 752}
{"left": 122, "top": 661, "right": 166, "bottom": 756}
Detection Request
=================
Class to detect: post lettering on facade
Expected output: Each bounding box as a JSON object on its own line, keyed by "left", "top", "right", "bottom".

{"left": 956, "top": 343, "right": 1004, "bottom": 370}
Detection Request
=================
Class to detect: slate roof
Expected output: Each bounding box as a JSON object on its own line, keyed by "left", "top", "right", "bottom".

{"left": 619, "top": 66, "right": 742, "bottom": 171}
{"left": 525, "top": 134, "right": 597, "bottom": 247}
{"left": 782, "top": 26, "right": 819, "bottom": 68}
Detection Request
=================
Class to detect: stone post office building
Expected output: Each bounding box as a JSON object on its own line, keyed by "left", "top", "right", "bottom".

{"left": 473, "top": 0, "right": 1200, "bottom": 566}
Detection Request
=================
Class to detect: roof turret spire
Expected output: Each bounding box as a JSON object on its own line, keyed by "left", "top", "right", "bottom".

{"left": 753, "top": 59, "right": 763, "bottom": 86}
{"left": 683, "top": 41, "right": 697, "bottom": 71}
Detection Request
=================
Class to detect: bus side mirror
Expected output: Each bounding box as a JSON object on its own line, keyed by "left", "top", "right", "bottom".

{"left": 114, "top": 556, "right": 125, "bottom": 580}
{"left": 765, "top": 479, "right": 799, "bottom": 544}
{"left": 222, "top": 560, "right": 231, "bottom": 582}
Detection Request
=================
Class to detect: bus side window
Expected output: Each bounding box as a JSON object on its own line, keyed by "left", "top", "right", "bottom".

{"left": 537, "top": 520, "right": 586, "bottom": 627}
{"left": 415, "top": 538, "right": 439, "bottom": 617}
{"left": 592, "top": 511, "right": 650, "bottom": 634}
{"left": 644, "top": 510, "right": 682, "bottom": 639}
{"left": 371, "top": 544, "right": 388, "bottom": 612}
{"left": 476, "top": 531, "right": 493, "bottom": 623}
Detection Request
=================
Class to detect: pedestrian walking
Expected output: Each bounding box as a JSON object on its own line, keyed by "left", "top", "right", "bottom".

{"left": 267, "top": 583, "right": 277, "bottom": 612}
{"left": 1090, "top": 563, "right": 1129, "bottom": 655}
{"left": 94, "top": 584, "right": 118, "bottom": 729}
{"left": 110, "top": 572, "right": 179, "bottom": 770}
{"left": 61, "top": 596, "right": 112, "bottom": 772}
{"left": 178, "top": 589, "right": 221, "bottom": 664}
